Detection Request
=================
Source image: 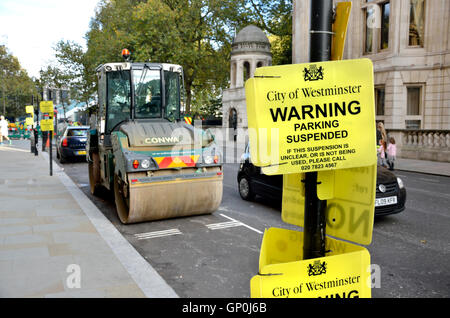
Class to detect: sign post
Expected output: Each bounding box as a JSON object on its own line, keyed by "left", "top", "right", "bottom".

{"left": 40, "top": 101, "right": 54, "bottom": 176}
{"left": 303, "top": 0, "right": 334, "bottom": 260}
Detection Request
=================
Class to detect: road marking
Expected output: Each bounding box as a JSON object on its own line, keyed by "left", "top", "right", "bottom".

{"left": 407, "top": 186, "right": 450, "bottom": 199}
{"left": 207, "top": 220, "right": 243, "bottom": 230}
{"left": 134, "top": 229, "right": 182, "bottom": 240}
{"left": 218, "top": 213, "right": 263, "bottom": 234}
{"left": 418, "top": 177, "right": 439, "bottom": 183}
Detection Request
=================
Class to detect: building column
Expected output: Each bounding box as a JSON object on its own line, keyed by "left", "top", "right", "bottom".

{"left": 292, "top": 0, "right": 310, "bottom": 63}
{"left": 236, "top": 59, "right": 244, "bottom": 87}
{"left": 250, "top": 59, "right": 257, "bottom": 78}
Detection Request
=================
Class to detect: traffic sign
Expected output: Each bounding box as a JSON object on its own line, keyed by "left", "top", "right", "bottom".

{"left": 25, "top": 105, "right": 34, "bottom": 126}
{"left": 39, "top": 101, "right": 53, "bottom": 113}
{"left": 282, "top": 164, "right": 376, "bottom": 245}
{"left": 250, "top": 227, "right": 371, "bottom": 298}
{"left": 245, "top": 59, "right": 376, "bottom": 176}
{"left": 40, "top": 119, "right": 54, "bottom": 131}
{"left": 25, "top": 105, "right": 34, "bottom": 114}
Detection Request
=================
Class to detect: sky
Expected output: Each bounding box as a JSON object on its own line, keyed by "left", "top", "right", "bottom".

{"left": 0, "top": 0, "right": 99, "bottom": 78}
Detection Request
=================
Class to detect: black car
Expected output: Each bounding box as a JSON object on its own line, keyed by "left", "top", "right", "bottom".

{"left": 56, "top": 126, "right": 89, "bottom": 163}
{"left": 237, "top": 144, "right": 406, "bottom": 217}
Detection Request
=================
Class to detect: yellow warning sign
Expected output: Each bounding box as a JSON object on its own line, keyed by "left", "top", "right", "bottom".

{"left": 245, "top": 59, "right": 376, "bottom": 175}
{"left": 25, "top": 105, "right": 34, "bottom": 114}
{"left": 250, "top": 227, "right": 371, "bottom": 298}
{"left": 39, "top": 101, "right": 53, "bottom": 113}
{"left": 25, "top": 105, "right": 34, "bottom": 126}
{"left": 282, "top": 164, "right": 376, "bottom": 245}
{"left": 40, "top": 119, "right": 54, "bottom": 131}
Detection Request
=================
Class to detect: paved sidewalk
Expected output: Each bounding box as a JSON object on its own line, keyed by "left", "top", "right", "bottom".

{"left": 0, "top": 145, "right": 178, "bottom": 298}
{"left": 395, "top": 158, "right": 450, "bottom": 177}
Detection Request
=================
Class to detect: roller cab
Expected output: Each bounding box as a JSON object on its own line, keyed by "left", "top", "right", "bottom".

{"left": 87, "top": 56, "right": 223, "bottom": 224}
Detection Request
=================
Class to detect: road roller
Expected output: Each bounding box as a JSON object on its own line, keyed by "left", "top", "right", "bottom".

{"left": 87, "top": 53, "right": 223, "bottom": 224}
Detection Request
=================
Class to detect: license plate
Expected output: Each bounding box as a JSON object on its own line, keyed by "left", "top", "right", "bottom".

{"left": 375, "top": 196, "right": 397, "bottom": 207}
{"left": 77, "top": 150, "right": 86, "bottom": 155}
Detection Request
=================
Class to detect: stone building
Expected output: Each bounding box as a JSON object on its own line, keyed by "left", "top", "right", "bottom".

{"left": 292, "top": 0, "right": 450, "bottom": 162}
{"left": 222, "top": 25, "right": 272, "bottom": 141}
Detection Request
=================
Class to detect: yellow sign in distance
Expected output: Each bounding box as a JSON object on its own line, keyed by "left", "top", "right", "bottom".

{"left": 25, "top": 105, "right": 34, "bottom": 114}
{"left": 25, "top": 105, "right": 34, "bottom": 126}
{"left": 40, "top": 119, "right": 54, "bottom": 131}
{"left": 331, "top": 2, "right": 352, "bottom": 61}
{"left": 245, "top": 59, "right": 376, "bottom": 176}
{"left": 39, "top": 101, "right": 53, "bottom": 113}
{"left": 250, "top": 227, "right": 371, "bottom": 298}
{"left": 282, "top": 164, "right": 376, "bottom": 245}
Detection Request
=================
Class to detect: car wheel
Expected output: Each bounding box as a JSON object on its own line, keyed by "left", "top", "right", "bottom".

{"left": 239, "top": 175, "right": 255, "bottom": 201}
{"left": 59, "top": 151, "right": 66, "bottom": 163}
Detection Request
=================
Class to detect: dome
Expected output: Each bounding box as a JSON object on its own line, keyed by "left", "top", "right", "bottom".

{"left": 233, "top": 25, "right": 270, "bottom": 45}
{"left": 231, "top": 25, "right": 271, "bottom": 56}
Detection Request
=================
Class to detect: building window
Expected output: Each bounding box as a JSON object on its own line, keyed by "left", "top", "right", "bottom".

{"left": 364, "top": 7, "right": 374, "bottom": 53}
{"left": 380, "top": 2, "right": 390, "bottom": 50}
{"left": 231, "top": 62, "right": 237, "bottom": 87}
{"left": 405, "top": 120, "right": 421, "bottom": 129}
{"left": 406, "top": 86, "right": 422, "bottom": 129}
{"left": 363, "top": 1, "right": 390, "bottom": 53}
{"left": 375, "top": 87, "right": 385, "bottom": 115}
{"left": 409, "top": 0, "right": 425, "bottom": 46}
{"left": 243, "top": 61, "right": 250, "bottom": 82}
{"left": 407, "top": 87, "right": 421, "bottom": 115}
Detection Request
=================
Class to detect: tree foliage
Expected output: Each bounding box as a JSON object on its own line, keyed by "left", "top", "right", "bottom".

{"left": 85, "top": 0, "right": 250, "bottom": 113}
{"left": 245, "top": 0, "right": 292, "bottom": 65}
{"left": 0, "top": 45, "right": 37, "bottom": 118}
{"left": 53, "top": 40, "right": 96, "bottom": 106}
{"left": 51, "top": 0, "right": 293, "bottom": 118}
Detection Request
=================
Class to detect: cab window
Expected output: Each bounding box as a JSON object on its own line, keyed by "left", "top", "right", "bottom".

{"left": 106, "top": 71, "right": 131, "bottom": 133}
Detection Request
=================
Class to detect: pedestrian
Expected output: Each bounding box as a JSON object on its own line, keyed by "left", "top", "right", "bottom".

{"left": 387, "top": 137, "right": 397, "bottom": 170}
{"left": 0, "top": 115, "right": 11, "bottom": 145}
{"left": 377, "top": 138, "right": 387, "bottom": 168}
{"left": 376, "top": 122, "right": 387, "bottom": 144}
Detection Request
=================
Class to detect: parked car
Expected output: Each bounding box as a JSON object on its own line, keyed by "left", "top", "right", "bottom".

{"left": 56, "top": 126, "right": 89, "bottom": 163}
{"left": 237, "top": 144, "right": 406, "bottom": 217}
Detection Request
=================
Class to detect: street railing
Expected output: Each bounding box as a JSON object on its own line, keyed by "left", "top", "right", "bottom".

{"left": 387, "top": 129, "right": 450, "bottom": 162}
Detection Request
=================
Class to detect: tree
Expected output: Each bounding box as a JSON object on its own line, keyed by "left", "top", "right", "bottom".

{"left": 85, "top": 0, "right": 249, "bottom": 114}
{"left": 40, "top": 64, "right": 73, "bottom": 118}
{"left": 79, "top": 0, "right": 292, "bottom": 118}
{"left": 53, "top": 40, "right": 96, "bottom": 107}
{"left": 0, "top": 45, "right": 37, "bottom": 118}
{"left": 246, "top": 0, "right": 292, "bottom": 65}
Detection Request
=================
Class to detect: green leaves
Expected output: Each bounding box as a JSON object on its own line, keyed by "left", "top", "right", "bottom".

{"left": 66, "top": 0, "right": 292, "bottom": 117}
{"left": 0, "top": 45, "right": 37, "bottom": 117}
{"left": 85, "top": 0, "right": 246, "bottom": 114}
